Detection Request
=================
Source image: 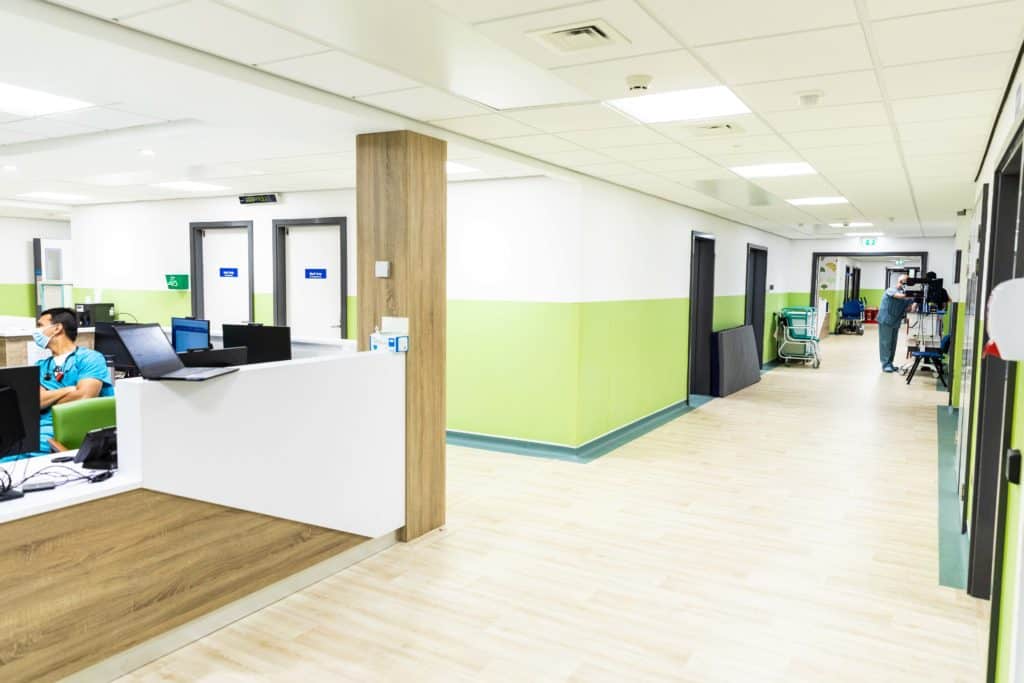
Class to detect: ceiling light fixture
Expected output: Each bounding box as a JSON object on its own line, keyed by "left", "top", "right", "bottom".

{"left": 1, "top": 164, "right": 16, "bottom": 172}
{"left": 787, "top": 196, "right": 849, "bottom": 206}
{"left": 446, "top": 161, "right": 478, "bottom": 175}
{"left": 0, "top": 82, "right": 91, "bottom": 117}
{"left": 605, "top": 85, "right": 750, "bottom": 124}
{"left": 151, "top": 181, "right": 229, "bottom": 192}
{"left": 139, "top": 149, "right": 155, "bottom": 157}
{"left": 829, "top": 221, "right": 873, "bottom": 228}
{"left": 731, "top": 162, "right": 816, "bottom": 178}
{"left": 17, "top": 191, "right": 90, "bottom": 203}
{"left": 845, "top": 231, "right": 884, "bottom": 237}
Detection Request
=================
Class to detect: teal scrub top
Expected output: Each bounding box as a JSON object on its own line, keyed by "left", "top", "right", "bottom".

{"left": 877, "top": 286, "right": 912, "bottom": 327}
{"left": 38, "top": 346, "right": 115, "bottom": 433}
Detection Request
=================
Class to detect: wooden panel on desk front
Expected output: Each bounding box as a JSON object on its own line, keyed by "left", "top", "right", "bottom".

{"left": 0, "top": 489, "right": 366, "bottom": 683}
{"left": 357, "top": 130, "right": 446, "bottom": 541}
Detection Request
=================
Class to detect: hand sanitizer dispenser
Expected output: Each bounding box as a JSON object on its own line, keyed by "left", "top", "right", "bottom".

{"left": 369, "top": 317, "right": 410, "bottom": 353}
{"left": 986, "top": 278, "right": 1024, "bottom": 360}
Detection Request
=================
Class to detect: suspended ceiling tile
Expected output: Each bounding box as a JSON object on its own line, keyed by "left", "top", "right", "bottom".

{"left": 357, "top": 87, "right": 491, "bottom": 120}
{"left": 732, "top": 70, "right": 882, "bottom": 113}
{"left": 642, "top": 0, "right": 858, "bottom": 46}
{"left": 600, "top": 143, "right": 698, "bottom": 162}
{"left": 902, "top": 152, "right": 979, "bottom": 179}
{"left": 503, "top": 103, "right": 633, "bottom": 132}
{"left": 631, "top": 156, "right": 721, "bottom": 173}
{"left": 534, "top": 148, "right": 615, "bottom": 166}
{"left": 801, "top": 141, "right": 902, "bottom": 163}
{"left": 749, "top": 174, "right": 841, "bottom": 197}
{"left": 124, "top": 0, "right": 327, "bottom": 66}
{"left": 427, "top": 0, "right": 576, "bottom": 23}
{"left": 432, "top": 114, "right": 540, "bottom": 139}
{"left": 898, "top": 117, "right": 990, "bottom": 143}
{"left": 660, "top": 166, "right": 740, "bottom": 184}
{"left": 871, "top": 2, "right": 1024, "bottom": 66}
{"left": 45, "top": 106, "right": 161, "bottom": 130}
{"left": 491, "top": 134, "right": 581, "bottom": 154}
{"left": 258, "top": 50, "right": 420, "bottom": 98}
{"left": 245, "top": 153, "right": 356, "bottom": 174}
{"left": 694, "top": 25, "right": 872, "bottom": 85}
{"left": 762, "top": 102, "right": 889, "bottom": 133}
{"left": 558, "top": 126, "right": 669, "bottom": 148}
{"left": 683, "top": 133, "right": 794, "bottom": 157}
{"left": 784, "top": 125, "right": 895, "bottom": 149}
{"left": 707, "top": 150, "right": 809, "bottom": 168}
{"left": 654, "top": 113, "right": 774, "bottom": 141}
{"left": 474, "top": 0, "right": 681, "bottom": 68}
{"left": 0, "top": 127, "right": 46, "bottom": 145}
{"left": 890, "top": 90, "right": 1002, "bottom": 125}
{"left": 48, "top": 0, "right": 184, "bottom": 20}
{"left": 550, "top": 50, "right": 718, "bottom": 100}
{"left": 882, "top": 52, "right": 1016, "bottom": 99}
{"left": 866, "top": 0, "right": 1010, "bottom": 20}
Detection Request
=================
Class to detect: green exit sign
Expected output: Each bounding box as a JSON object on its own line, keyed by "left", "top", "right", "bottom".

{"left": 862, "top": 238, "right": 878, "bottom": 247}
{"left": 165, "top": 273, "right": 189, "bottom": 290}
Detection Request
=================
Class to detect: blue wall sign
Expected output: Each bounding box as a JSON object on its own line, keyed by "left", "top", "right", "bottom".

{"left": 219, "top": 267, "right": 239, "bottom": 278}
{"left": 305, "top": 268, "right": 327, "bottom": 280}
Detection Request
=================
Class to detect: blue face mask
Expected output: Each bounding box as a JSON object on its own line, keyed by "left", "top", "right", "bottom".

{"left": 33, "top": 326, "right": 53, "bottom": 350}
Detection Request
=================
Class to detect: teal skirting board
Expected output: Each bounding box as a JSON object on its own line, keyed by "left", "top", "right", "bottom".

{"left": 447, "top": 398, "right": 704, "bottom": 464}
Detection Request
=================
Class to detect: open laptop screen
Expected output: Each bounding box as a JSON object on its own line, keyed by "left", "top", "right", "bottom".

{"left": 114, "top": 324, "right": 184, "bottom": 378}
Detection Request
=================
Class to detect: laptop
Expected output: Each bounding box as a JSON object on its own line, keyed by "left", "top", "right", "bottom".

{"left": 113, "top": 324, "right": 238, "bottom": 381}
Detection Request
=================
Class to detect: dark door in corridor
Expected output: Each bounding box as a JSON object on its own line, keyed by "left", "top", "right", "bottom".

{"left": 745, "top": 245, "right": 768, "bottom": 367}
{"left": 689, "top": 233, "right": 716, "bottom": 396}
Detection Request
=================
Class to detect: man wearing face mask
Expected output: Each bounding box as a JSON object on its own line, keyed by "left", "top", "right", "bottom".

{"left": 35, "top": 307, "right": 114, "bottom": 453}
{"left": 877, "top": 274, "right": 918, "bottom": 373}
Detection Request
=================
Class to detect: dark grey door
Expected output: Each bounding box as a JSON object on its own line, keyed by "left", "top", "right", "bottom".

{"left": 689, "top": 234, "right": 716, "bottom": 396}
{"left": 745, "top": 246, "right": 768, "bottom": 367}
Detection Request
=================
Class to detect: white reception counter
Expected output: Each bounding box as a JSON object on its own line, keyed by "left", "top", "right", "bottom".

{"left": 0, "top": 352, "right": 407, "bottom": 539}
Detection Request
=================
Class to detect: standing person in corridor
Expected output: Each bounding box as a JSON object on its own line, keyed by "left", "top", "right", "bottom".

{"left": 877, "top": 274, "right": 917, "bottom": 373}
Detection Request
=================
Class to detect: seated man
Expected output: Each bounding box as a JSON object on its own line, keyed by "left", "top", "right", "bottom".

{"left": 36, "top": 307, "right": 114, "bottom": 453}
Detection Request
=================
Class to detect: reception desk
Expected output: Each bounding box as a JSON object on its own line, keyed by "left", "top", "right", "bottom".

{"left": 0, "top": 351, "right": 407, "bottom": 683}
{"left": 0, "top": 326, "right": 95, "bottom": 367}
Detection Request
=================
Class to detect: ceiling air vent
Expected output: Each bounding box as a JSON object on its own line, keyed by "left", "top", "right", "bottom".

{"left": 530, "top": 19, "right": 628, "bottom": 54}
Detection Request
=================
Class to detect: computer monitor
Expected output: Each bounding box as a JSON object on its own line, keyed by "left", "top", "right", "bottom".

{"left": 171, "top": 317, "right": 211, "bottom": 353}
{"left": 222, "top": 324, "right": 292, "bottom": 364}
{"left": 0, "top": 365, "right": 40, "bottom": 457}
{"left": 94, "top": 322, "right": 138, "bottom": 371}
{"left": 112, "top": 324, "right": 185, "bottom": 378}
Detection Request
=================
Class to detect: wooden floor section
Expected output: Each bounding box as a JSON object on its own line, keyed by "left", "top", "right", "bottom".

{"left": 119, "top": 328, "right": 989, "bottom": 682}
{"left": 0, "top": 490, "right": 366, "bottom": 683}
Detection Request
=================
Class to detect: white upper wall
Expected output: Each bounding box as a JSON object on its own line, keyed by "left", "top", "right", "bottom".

{"left": 0, "top": 216, "right": 71, "bottom": 285}
{"left": 72, "top": 190, "right": 357, "bottom": 295}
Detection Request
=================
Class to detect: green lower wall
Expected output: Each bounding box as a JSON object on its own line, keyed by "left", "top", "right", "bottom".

{"left": 253, "top": 293, "right": 272, "bottom": 324}
{"left": 712, "top": 294, "right": 745, "bottom": 332}
{"left": 577, "top": 299, "right": 688, "bottom": 444}
{"left": 447, "top": 300, "right": 581, "bottom": 445}
{"left": 996, "top": 366, "right": 1024, "bottom": 682}
{"left": 0, "top": 284, "right": 34, "bottom": 317}
{"left": 951, "top": 304, "right": 966, "bottom": 408}
{"left": 72, "top": 287, "right": 190, "bottom": 327}
{"left": 861, "top": 288, "right": 884, "bottom": 309}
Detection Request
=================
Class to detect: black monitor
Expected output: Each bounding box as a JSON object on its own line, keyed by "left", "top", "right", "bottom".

{"left": 222, "top": 324, "right": 292, "bottom": 364}
{"left": 171, "top": 317, "right": 211, "bottom": 353}
{"left": 94, "top": 322, "right": 138, "bottom": 371}
{"left": 0, "top": 365, "right": 40, "bottom": 457}
{"left": 113, "top": 324, "right": 184, "bottom": 377}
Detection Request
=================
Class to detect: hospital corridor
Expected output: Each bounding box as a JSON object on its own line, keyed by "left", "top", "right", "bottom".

{"left": 113, "top": 328, "right": 988, "bottom": 683}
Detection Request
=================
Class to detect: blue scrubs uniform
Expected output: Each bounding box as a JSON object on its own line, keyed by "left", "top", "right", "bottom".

{"left": 877, "top": 286, "right": 912, "bottom": 367}
{"left": 36, "top": 347, "right": 114, "bottom": 454}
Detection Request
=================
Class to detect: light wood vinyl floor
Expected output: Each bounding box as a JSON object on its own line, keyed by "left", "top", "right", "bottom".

{"left": 119, "top": 327, "right": 989, "bottom": 682}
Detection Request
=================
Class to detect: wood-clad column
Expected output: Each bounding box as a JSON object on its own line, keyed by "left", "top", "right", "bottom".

{"left": 356, "top": 131, "right": 446, "bottom": 541}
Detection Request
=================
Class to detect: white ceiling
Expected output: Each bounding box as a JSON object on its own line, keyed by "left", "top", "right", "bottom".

{"left": 3, "top": 0, "right": 1023, "bottom": 239}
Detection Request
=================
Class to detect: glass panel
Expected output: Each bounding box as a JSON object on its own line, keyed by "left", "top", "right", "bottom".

{"left": 44, "top": 248, "right": 63, "bottom": 281}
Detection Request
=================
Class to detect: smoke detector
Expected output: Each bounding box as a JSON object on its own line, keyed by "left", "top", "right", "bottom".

{"left": 797, "top": 90, "right": 823, "bottom": 107}
{"left": 530, "top": 19, "right": 628, "bottom": 54}
{"left": 626, "top": 74, "right": 652, "bottom": 92}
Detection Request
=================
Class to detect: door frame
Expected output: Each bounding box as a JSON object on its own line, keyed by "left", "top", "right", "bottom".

{"left": 809, "top": 251, "right": 929, "bottom": 305}
{"left": 271, "top": 217, "right": 348, "bottom": 338}
{"left": 744, "top": 243, "right": 768, "bottom": 368}
{"left": 688, "top": 231, "right": 716, "bottom": 397}
{"left": 189, "top": 221, "right": 255, "bottom": 322}
{"left": 970, "top": 137, "right": 1021, "bottom": 605}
